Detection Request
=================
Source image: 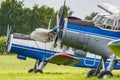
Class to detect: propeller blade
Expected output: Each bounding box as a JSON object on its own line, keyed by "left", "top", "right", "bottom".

{"left": 6, "top": 25, "right": 10, "bottom": 42}
{"left": 54, "top": 35, "right": 58, "bottom": 47}
{"left": 53, "top": 0, "right": 66, "bottom": 47}
{"left": 3, "top": 25, "right": 12, "bottom": 53}
{"left": 56, "top": 14, "right": 60, "bottom": 28}
{"left": 48, "top": 19, "right": 52, "bottom": 30}
{"left": 59, "top": 0, "right": 66, "bottom": 27}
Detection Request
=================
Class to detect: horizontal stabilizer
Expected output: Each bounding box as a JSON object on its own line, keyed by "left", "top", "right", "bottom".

{"left": 108, "top": 40, "right": 120, "bottom": 56}
{"left": 47, "top": 53, "right": 80, "bottom": 66}
{"left": 97, "top": 3, "right": 120, "bottom": 14}
{"left": 13, "top": 33, "right": 32, "bottom": 40}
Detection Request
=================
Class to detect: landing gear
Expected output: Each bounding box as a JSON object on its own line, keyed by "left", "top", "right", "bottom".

{"left": 87, "top": 69, "right": 98, "bottom": 77}
{"left": 28, "top": 60, "right": 47, "bottom": 73}
{"left": 35, "top": 69, "right": 43, "bottom": 73}
{"left": 28, "top": 68, "right": 34, "bottom": 73}
{"left": 28, "top": 69, "right": 43, "bottom": 73}
{"left": 97, "top": 70, "right": 113, "bottom": 78}
{"left": 87, "top": 57, "right": 106, "bottom": 77}
{"left": 97, "top": 55, "right": 116, "bottom": 79}
{"left": 87, "top": 57, "right": 106, "bottom": 78}
{"left": 87, "top": 55, "right": 117, "bottom": 79}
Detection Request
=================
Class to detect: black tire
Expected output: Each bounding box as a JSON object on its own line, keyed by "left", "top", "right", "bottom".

{"left": 97, "top": 70, "right": 113, "bottom": 79}
{"left": 28, "top": 68, "right": 34, "bottom": 73}
{"left": 35, "top": 69, "right": 43, "bottom": 73}
{"left": 87, "top": 69, "right": 96, "bottom": 78}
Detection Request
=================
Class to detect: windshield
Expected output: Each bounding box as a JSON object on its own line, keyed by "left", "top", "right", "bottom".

{"left": 93, "top": 15, "right": 103, "bottom": 24}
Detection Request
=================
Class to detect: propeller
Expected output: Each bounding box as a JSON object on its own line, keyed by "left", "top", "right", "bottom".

{"left": 2, "top": 25, "right": 12, "bottom": 54}
{"left": 53, "top": 0, "right": 66, "bottom": 47}
{"left": 48, "top": 19, "right": 52, "bottom": 30}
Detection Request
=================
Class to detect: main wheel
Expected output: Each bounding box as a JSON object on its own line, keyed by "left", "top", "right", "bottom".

{"left": 87, "top": 69, "right": 96, "bottom": 77}
{"left": 35, "top": 69, "right": 43, "bottom": 73}
{"left": 28, "top": 68, "right": 34, "bottom": 73}
{"left": 97, "top": 70, "right": 113, "bottom": 79}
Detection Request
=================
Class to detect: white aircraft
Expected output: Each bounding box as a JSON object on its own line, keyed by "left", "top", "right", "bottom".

{"left": 52, "top": 2, "right": 120, "bottom": 78}
{"left": 4, "top": 1, "right": 120, "bottom": 79}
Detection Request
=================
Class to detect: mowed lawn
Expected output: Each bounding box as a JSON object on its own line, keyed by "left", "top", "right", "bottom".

{"left": 0, "top": 55, "right": 120, "bottom": 80}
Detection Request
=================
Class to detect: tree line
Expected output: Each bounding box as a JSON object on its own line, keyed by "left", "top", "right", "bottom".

{"left": 0, "top": 0, "right": 73, "bottom": 36}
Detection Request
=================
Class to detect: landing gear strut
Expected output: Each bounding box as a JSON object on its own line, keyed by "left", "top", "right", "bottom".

{"left": 87, "top": 69, "right": 98, "bottom": 77}
{"left": 97, "top": 70, "right": 113, "bottom": 78}
{"left": 28, "top": 60, "right": 47, "bottom": 73}
{"left": 97, "top": 56, "right": 116, "bottom": 78}
{"left": 87, "top": 56, "right": 106, "bottom": 78}
{"left": 87, "top": 55, "right": 116, "bottom": 79}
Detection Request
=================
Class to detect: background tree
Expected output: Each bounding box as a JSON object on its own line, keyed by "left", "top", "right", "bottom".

{"left": 84, "top": 12, "right": 98, "bottom": 20}
{"left": 0, "top": 0, "right": 24, "bottom": 35}
{"left": 0, "top": 0, "right": 73, "bottom": 35}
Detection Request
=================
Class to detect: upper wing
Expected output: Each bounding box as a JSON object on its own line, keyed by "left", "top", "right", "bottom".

{"left": 108, "top": 40, "right": 120, "bottom": 56}
{"left": 97, "top": 3, "right": 120, "bottom": 14}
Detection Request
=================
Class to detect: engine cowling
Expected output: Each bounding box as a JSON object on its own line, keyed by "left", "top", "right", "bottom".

{"left": 60, "top": 17, "right": 91, "bottom": 50}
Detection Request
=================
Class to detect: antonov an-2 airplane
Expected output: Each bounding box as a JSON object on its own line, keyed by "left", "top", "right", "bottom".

{"left": 4, "top": 1, "right": 120, "bottom": 79}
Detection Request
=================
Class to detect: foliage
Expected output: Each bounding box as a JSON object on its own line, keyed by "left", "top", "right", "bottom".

{"left": 0, "top": 0, "right": 73, "bottom": 35}
{"left": 84, "top": 12, "right": 98, "bottom": 20}
{"left": 0, "top": 36, "right": 6, "bottom": 53}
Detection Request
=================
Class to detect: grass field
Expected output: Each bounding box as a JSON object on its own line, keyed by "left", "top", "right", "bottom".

{"left": 0, "top": 54, "right": 120, "bottom": 80}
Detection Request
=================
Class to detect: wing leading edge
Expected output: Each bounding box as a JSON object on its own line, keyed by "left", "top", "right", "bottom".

{"left": 98, "top": 3, "right": 120, "bottom": 14}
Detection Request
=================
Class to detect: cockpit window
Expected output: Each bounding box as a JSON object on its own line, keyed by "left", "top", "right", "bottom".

{"left": 93, "top": 14, "right": 120, "bottom": 31}
{"left": 100, "top": 18, "right": 115, "bottom": 29}
{"left": 105, "top": 19, "right": 114, "bottom": 26}
{"left": 93, "top": 15, "right": 103, "bottom": 24}
{"left": 100, "top": 17, "right": 106, "bottom": 24}
{"left": 118, "top": 20, "right": 120, "bottom": 27}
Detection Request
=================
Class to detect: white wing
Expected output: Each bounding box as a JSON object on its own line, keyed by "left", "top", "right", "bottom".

{"left": 97, "top": 3, "right": 120, "bottom": 14}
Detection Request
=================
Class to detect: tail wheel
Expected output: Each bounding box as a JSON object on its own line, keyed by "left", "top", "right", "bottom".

{"left": 87, "top": 69, "right": 97, "bottom": 77}
{"left": 97, "top": 70, "right": 113, "bottom": 79}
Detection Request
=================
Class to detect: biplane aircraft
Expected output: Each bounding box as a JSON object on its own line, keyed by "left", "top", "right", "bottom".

{"left": 4, "top": 1, "right": 120, "bottom": 79}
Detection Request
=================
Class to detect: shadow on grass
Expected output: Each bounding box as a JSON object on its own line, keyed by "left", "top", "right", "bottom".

{"left": 113, "top": 75, "right": 120, "bottom": 78}
{"left": 44, "top": 72, "right": 70, "bottom": 75}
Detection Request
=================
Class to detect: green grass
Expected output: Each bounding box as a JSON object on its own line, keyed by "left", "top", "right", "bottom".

{"left": 0, "top": 55, "right": 120, "bottom": 80}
